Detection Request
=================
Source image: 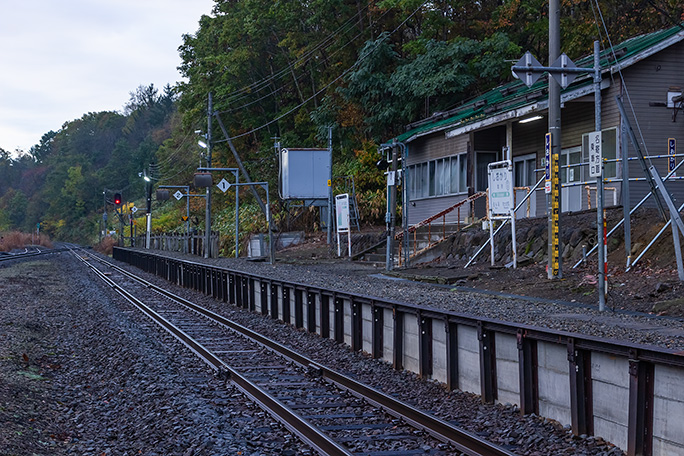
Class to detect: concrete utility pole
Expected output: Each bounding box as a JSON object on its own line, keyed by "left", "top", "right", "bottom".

{"left": 385, "top": 141, "right": 399, "bottom": 271}
{"left": 205, "top": 92, "right": 213, "bottom": 259}
{"left": 547, "top": 0, "right": 562, "bottom": 279}
{"left": 327, "top": 126, "right": 333, "bottom": 245}
{"left": 594, "top": 41, "right": 606, "bottom": 311}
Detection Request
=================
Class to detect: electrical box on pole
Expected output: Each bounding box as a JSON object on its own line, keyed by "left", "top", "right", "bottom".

{"left": 280, "top": 148, "right": 331, "bottom": 200}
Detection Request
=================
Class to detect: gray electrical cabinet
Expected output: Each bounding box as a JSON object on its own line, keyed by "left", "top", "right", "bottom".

{"left": 280, "top": 148, "right": 331, "bottom": 200}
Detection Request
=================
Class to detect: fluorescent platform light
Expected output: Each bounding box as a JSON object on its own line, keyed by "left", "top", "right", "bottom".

{"left": 519, "top": 115, "right": 543, "bottom": 124}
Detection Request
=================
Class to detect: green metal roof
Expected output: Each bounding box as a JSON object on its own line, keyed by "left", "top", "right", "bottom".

{"left": 394, "top": 23, "right": 684, "bottom": 144}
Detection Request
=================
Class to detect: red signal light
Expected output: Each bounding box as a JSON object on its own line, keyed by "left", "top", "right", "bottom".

{"left": 114, "top": 193, "right": 122, "bottom": 206}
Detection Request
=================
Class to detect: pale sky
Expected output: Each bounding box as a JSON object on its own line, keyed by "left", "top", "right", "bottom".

{"left": 0, "top": 0, "right": 215, "bottom": 155}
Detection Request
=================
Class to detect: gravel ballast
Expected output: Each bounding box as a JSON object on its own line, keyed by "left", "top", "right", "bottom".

{"left": 4, "top": 247, "right": 668, "bottom": 455}
{"left": 0, "top": 254, "right": 301, "bottom": 456}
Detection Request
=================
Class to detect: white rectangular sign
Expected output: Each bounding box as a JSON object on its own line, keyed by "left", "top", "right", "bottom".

{"left": 335, "top": 193, "right": 350, "bottom": 232}
{"left": 588, "top": 131, "right": 602, "bottom": 178}
{"left": 488, "top": 161, "right": 513, "bottom": 218}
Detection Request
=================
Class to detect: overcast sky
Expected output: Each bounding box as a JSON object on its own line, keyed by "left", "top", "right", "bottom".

{"left": 0, "top": 0, "right": 215, "bottom": 155}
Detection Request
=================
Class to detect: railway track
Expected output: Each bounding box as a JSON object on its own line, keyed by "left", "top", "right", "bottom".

{"left": 0, "top": 246, "right": 68, "bottom": 262}
{"left": 72, "top": 248, "right": 515, "bottom": 456}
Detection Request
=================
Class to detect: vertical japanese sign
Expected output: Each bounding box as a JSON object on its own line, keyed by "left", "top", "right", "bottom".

{"left": 669, "top": 138, "right": 676, "bottom": 177}
{"left": 545, "top": 133, "right": 551, "bottom": 194}
{"left": 588, "top": 131, "right": 602, "bottom": 177}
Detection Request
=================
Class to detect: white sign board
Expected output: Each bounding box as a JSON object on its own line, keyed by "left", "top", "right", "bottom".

{"left": 588, "top": 131, "right": 602, "bottom": 178}
{"left": 487, "top": 160, "right": 517, "bottom": 269}
{"left": 130, "top": 206, "right": 138, "bottom": 214}
{"left": 217, "top": 178, "right": 232, "bottom": 193}
{"left": 335, "top": 193, "right": 350, "bottom": 232}
{"left": 335, "top": 193, "right": 351, "bottom": 257}
{"left": 488, "top": 161, "right": 513, "bottom": 218}
{"left": 174, "top": 190, "right": 184, "bottom": 201}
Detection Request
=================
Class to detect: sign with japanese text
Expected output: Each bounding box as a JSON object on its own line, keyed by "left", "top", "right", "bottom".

{"left": 588, "top": 131, "right": 602, "bottom": 178}
{"left": 488, "top": 161, "right": 513, "bottom": 218}
{"left": 545, "top": 133, "right": 551, "bottom": 194}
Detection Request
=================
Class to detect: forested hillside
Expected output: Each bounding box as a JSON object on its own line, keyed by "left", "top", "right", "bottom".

{"left": 1, "top": 0, "right": 681, "bottom": 245}
{"left": 0, "top": 85, "right": 176, "bottom": 241}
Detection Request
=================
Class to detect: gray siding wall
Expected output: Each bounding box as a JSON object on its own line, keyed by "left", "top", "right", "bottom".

{"left": 617, "top": 40, "right": 684, "bottom": 210}
{"left": 407, "top": 132, "right": 468, "bottom": 166}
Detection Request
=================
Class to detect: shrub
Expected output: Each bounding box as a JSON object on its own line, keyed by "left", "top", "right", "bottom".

{"left": 92, "top": 237, "right": 117, "bottom": 256}
{"left": 0, "top": 231, "right": 53, "bottom": 251}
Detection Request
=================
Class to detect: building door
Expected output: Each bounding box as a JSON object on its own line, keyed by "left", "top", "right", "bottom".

{"left": 513, "top": 153, "right": 537, "bottom": 217}
{"left": 474, "top": 151, "right": 498, "bottom": 217}
{"left": 561, "top": 146, "right": 582, "bottom": 212}
{"left": 476, "top": 152, "right": 499, "bottom": 192}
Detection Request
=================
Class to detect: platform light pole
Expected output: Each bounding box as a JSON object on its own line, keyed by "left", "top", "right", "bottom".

{"left": 204, "top": 93, "right": 213, "bottom": 258}
{"left": 143, "top": 172, "right": 152, "bottom": 249}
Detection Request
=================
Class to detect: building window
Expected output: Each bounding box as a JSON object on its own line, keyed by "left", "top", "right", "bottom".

{"left": 409, "top": 154, "right": 467, "bottom": 200}
{"left": 513, "top": 153, "right": 537, "bottom": 187}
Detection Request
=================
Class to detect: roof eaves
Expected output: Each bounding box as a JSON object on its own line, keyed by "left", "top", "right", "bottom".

{"left": 609, "top": 29, "right": 684, "bottom": 74}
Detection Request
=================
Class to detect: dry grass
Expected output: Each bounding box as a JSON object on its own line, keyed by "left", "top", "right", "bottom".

{"left": 0, "top": 231, "right": 54, "bottom": 251}
{"left": 93, "top": 237, "right": 117, "bottom": 256}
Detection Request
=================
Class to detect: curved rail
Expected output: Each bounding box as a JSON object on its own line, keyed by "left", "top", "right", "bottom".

{"left": 0, "top": 247, "right": 69, "bottom": 262}
{"left": 75, "top": 248, "right": 515, "bottom": 456}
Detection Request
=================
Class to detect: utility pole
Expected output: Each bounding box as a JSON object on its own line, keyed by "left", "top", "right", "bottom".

{"left": 145, "top": 176, "right": 152, "bottom": 249}
{"left": 214, "top": 113, "right": 275, "bottom": 232}
{"left": 547, "top": 0, "right": 562, "bottom": 279}
{"left": 385, "top": 141, "right": 399, "bottom": 270}
{"left": 327, "top": 126, "right": 333, "bottom": 245}
{"left": 205, "top": 92, "right": 213, "bottom": 259}
{"left": 593, "top": 41, "right": 606, "bottom": 311}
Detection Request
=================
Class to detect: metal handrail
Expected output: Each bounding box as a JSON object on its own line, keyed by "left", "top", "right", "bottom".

{"left": 465, "top": 176, "right": 544, "bottom": 267}
{"left": 396, "top": 191, "right": 486, "bottom": 240}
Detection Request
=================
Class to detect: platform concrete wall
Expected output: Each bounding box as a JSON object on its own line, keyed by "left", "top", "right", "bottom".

{"left": 362, "top": 303, "right": 373, "bottom": 354}
{"left": 302, "top": 292, "right": 309, "bottom": 330}
{"left": 432, "top": 319, "right": 448, "bottom": 384}
{"left": 343, "top": 298, "right": 352, "bottom": 346}
{"left": 457, "top": 325, "right": 480, "bottom": 394}
{"left": 403, "top": 313, "right": 420, "bottom": 374}
{"left": 314, "top": 294, "right": 321, "bottom": 334}
{"left": 653, "top": 364, "right": 684, "bottom": 456}
{"left": 327, "top": 300, "right": 335, "bottom": 340}
{"left": 277, "top": 286, "right": 284, "bottom": 321}
{"left": 382, "top": 308, "right": 394, "bottom": 364}
{"left": 495, "top": 333, "right": 520, "bottom": 406}
{"left": 537, "top": 341, "right": 571, "bottom": 425}
{"left": 591, "top": 353, "right": 629, "bottom": 451}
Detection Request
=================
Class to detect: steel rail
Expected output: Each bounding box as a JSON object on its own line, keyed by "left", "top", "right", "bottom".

{"left": 82, "top": 249, "right": 515, "bottom": 456}
{"left": 70, "top": 249, "right": 353, "bottom": 456}
{"left": 0, "top": 247, "right": 69, "bottom": 262}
